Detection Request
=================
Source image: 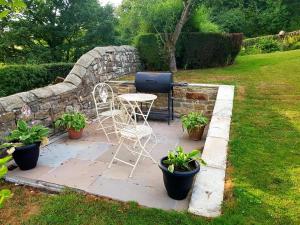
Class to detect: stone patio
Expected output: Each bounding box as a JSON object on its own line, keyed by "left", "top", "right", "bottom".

{"left": 7, "top": 119, "right": 207, "bottom": 211}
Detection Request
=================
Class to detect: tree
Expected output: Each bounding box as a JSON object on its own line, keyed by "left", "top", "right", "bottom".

{"left": 0, "top": 0, "right": 26, "bottom": 18}
{"left": 0, "top": 0, "right": 117, "bottom": 63}
{"left": 118, "top": 0, "right": 211, "bottom": 72}
{"left": 203, "top": 0, "right": 292, "bottom": 37}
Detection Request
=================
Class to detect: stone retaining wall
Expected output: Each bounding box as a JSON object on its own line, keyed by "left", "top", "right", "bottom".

{"left": 108, "top": 81, "right": 218, "bottom": 117}
{"left": 0, "top": 46, "right": 140, "bottom": 137}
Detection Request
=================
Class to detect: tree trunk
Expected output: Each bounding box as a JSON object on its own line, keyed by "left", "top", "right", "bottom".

{"left": 168, "top": 44, "right": 177, "bottom": 72}
{"left": 167, "top": 0, "right": 193, "bottom": 72}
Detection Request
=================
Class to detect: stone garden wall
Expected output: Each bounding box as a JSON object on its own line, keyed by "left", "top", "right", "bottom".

{"left": 108, "top": 81, "right": 218, "bottom": 117}
{"left": 0, "top": 46, "right": 140, "bottom": 137}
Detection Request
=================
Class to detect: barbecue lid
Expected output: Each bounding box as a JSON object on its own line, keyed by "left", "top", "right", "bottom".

{"left": 135, "top": 72, "right": 173, "bottom": 93}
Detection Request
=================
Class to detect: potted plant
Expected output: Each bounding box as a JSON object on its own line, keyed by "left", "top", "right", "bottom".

{"left": 181, "top": 112, "right": 208, "bottom": 141}
{"left": 55, "top": 112, "right": 87, "bottom": 139}
{"left": 158, "top": 146, "right": 206, "bottom": 200}
{"left": 0, "top": 120, "right": 49, "bottom": 170}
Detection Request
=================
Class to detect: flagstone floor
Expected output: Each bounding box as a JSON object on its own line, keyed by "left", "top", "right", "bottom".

{"left": 7, "top": 119, "right": 207, "bottom": 211}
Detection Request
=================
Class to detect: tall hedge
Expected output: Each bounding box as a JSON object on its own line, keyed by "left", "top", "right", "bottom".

{"left": 0, "top": 63, "right": 74, "bottom": 97}
{"left": 135, "top": 32, "right": 243, "bottom": 70}
{"left": 134, "top": 34, "right": 168, "bottom": 71}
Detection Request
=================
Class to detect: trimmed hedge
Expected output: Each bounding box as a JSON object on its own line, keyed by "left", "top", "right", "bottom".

{"left": 135, "top": 32, "right": 243, "bottom": 70}
{"left": 134, "top": 34, "right": 168, "bottom": 71}
{"left": 177, "top": 33, "right": 243, "bottom": 69}
{"left": 0, "top": 63, "right": 74, "bottom": 97}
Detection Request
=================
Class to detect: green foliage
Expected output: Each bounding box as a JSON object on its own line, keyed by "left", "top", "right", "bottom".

{"left": 0, "top": 0, "right": 26, "bottom": 18}
{"left": 203, "top": 0, "right": 292, "bottom": 37}
{"left": 181, "top": 112, "right": 208, "bottom": 132}
{"left": 0, "top": 0, "right": 117, "bottom": 63}
{"left": 0, "top": 63, "right": 73, "bottom": 97}
{"left": 163, "top": 146, "right": 206, "bottom": 173}
{"left": 282, "top": 34, "right": 300, "bottom": 50}
{"left": 242, "top": 33, "right": 300, "bottom": 55}
{"left": 192, "top": 5, "right": 220, "bottom": 33}
{"left": 5, "top": 120, "right": 49, "bottom": 146}
{"left": 55, "top": 112, "right": 87, "bottom": 132}
{"left": 117, "top": 0, "right": 183, "bottom": 44}
{"left": 136, "top": 32, "right": 243, "bottom": 70}
{"left": 256, "top": 38, "right": 281, "bottom": 53}
{"left": 117, "top": 0, "right": 219, "bottom": 45}
{"left": 0, "top": 155, "right": 12, "bottom": 208}
{"left": 134, "top": 34, "right": 168, "bottom": 71}
{"left": 177, "top": 32, "right": 243, "bottom": 69}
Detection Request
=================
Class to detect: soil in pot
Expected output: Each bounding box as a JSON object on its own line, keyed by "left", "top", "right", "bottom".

{"left": 188, "top": 126, "right": 205, "bottom": 141}
{"left": 159, "top": 156, "right": 200, "bottom": 200}
{"left": 68, "top": 128, "right": 83, "bottom": 139}
{"left": 13, "top": 142, "right": 41, "bottom": 170}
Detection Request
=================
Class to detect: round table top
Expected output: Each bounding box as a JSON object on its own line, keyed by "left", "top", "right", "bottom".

{"left": 118, "top": 93, "right": 157, "bottom": 102}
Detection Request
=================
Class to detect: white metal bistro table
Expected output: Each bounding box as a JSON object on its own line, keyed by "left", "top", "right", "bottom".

{"left": 117, "top": 93, "right": 157, "bottom": 125}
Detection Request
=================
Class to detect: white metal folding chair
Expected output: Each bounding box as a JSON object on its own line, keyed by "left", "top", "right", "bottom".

{"left": 92, "top": 83, "right": 122, "bottom": 142}
{"left": 108, "top": 96, "right": 157, "bottom": 177}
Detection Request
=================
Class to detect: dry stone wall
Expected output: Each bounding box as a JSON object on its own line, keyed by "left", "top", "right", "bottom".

{"left": 0, "top": 46, "right": 140, "bottom": 137}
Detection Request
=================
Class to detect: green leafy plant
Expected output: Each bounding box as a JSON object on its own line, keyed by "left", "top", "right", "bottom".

{"left": 163, "top": 146, "right": 206, "bottom": 173}
{"left": 181, "top": 112, "right": 208, "bottom": 132}
{"left": 5, "top": 120, "right": 49, "bottom": 146}
{"left": 55, "top": 112, "right": 87, "bottom": 132}
{"left": 0, "top": 155, "right": 13, "bottom": 208}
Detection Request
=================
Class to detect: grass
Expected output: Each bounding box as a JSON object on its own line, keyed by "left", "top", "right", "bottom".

{"left": 1, "top": 50, "right": 300, "bottom": 225}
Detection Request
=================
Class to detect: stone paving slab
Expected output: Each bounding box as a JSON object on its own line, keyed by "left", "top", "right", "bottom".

{"left": 6, "top": 119, "right": 206, "bottom": 211}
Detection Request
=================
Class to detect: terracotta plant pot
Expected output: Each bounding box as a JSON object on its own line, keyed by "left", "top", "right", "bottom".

{"left": 187, "top": 126, "right": 205, "bottom": 141}
{"left": 68, "top": 128, "right": 83, "bottom": 139}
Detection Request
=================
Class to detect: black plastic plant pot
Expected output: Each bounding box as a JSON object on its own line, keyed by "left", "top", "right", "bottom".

{"left": 12, "top": 142, "right": 41, "bottom": 170}
{"left": 158, "top": 156, "right": 200, "bottom": 200}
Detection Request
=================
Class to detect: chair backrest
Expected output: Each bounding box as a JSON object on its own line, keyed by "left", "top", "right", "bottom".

{"left": 92, "top": 83, "right": 115, "bottom": 117}
{"left": 112, "top": 96, "right": 137, "bottom": 134}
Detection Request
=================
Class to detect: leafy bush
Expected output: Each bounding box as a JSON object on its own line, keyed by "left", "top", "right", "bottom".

{"left": 55, "top": 112, "right": 87, "bottom": 132}
{"left": 282, "top": 35, "right": 300, "bottom": 51}
{"left": 0, "top": 155, "right": 13, "bottom": 208}
{"left": 181, "top": 112, "right": 208, "bottom": 132}
{"left": 134, "top": 34, "right": 168, "bottom": 71}
{"left": 0, "top": 63, "right": 74, "bottom": 97}
{"left": 4, "top": 120, "right": 49, "bottom": 146}
{"left": 242, "top": 32, "right": 300, "bottom": 55}
{"left": 256, "top": 38, "right": 281, "bottom": 53}
{"left": 135, "top": 32, "right": 243, "bottom": 70}
{"left": 163, "top": 146, "right": 206, "bottom": 173}
{"left": 177, "top": 32, "right": 243, "bottom": 69}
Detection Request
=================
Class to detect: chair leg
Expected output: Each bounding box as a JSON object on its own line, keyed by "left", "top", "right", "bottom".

{"left": 129, "top": 139, "right": 144, "bottom": 178}
{"left": 98, "top": 119, "right": 111, "bottom": 143}
{"left": 108, "top": 139, "right": 124, "bottom": 168}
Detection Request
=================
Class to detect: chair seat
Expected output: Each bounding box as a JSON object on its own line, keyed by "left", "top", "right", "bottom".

{"left": 100, "top": 109, "right": 123, "bottom": 117}
{"left": 120, "top": 125, "right": 152, "bottom": 139}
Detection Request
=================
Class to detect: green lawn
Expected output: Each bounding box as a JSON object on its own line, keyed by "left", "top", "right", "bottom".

{"left": 1, "top": 50, "right": 300, "bottom": 225}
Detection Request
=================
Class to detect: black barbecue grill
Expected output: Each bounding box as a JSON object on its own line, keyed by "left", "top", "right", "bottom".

{"left": 135, "top": 72, "right": 174, "bottom": 124}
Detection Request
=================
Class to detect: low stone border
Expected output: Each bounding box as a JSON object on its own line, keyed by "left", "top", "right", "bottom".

{"left": 188, "top": 85, "right": 234, "bottom": 217}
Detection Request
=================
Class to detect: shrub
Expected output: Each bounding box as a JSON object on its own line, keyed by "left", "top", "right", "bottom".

{"left": 134, "top": 33, "right": 168, "bottom": 71}
{"left": 177, "top": 32, "right": 243, "bottom": 69}
{"left": 242, "top": 32, "right": 300, "bottom": 55}
{"left": 135, "top": 32, "right": 243, "bottom": 70}
{"left": 256, "top": 38, "right": 281, "bottom": 53}
{"left": 0, "top": 63, "right": 74, "bottom": 97}
{"left": 55, "top": 112, "right": 87, "bottom": 132}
